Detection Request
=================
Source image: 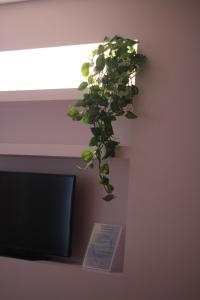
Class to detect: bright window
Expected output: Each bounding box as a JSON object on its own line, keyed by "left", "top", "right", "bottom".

{"left": 0, "top": 43, "right": 99, "bottom": 91}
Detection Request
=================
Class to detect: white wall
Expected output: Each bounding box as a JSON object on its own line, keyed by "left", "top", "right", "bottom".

{"left": 0, "top": 0, "right": 199, "bottom": 299}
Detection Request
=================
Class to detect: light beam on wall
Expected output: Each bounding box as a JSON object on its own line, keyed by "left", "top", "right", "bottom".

{"left": 0, "top": 43, "right": 99, "bottom": 91}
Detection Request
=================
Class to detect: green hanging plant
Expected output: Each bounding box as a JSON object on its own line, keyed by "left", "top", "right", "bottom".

{"left": 67, "top": 36, "right": 146, "bottom": 201}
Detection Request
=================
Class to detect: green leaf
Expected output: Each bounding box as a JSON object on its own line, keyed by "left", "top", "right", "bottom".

{"left": 131, "top": 85, "right": 139, "bottom": 96}
{"left": 100, "top": 176, "right": 109, "bottom": 185}
{"left": 81, "top": 63, "right": 90, "bottom": 77}
{"left": 97, "top": 96, "right": 108, "bottom": 107}
{"left": 104, "top": 145, "right": 115, "bottom": 158}
{"left": 96, "top": 55, "right": 105, "bottom": 71}
{"left": 103, "top": 194, "right": 115, "bottom": 201}
{"left": 107, "top": 184, "right": 114, "bottom": 193}
{"left": 89, "top": 136, "right": 98, "bottom": 146}
{"left": 110, "top": 100, "right": 120, "bottom": 113}
{"left": 92, "top": 49, "right": 98, "bottom": 56}
{"left": 67, "top": 106, "right": 82, "bottom": 120}
{"left": 127, "top": 45, "right": 136, "bottom": 54}
{"left": 67, "top": 106, "right": 78, "bottom": 118}
{"left": 75, "top": 99, "right": 84, "bottom": 107}
{"left": 82, "top": 108, "right": 99, "bottom": 125}
{"left": 115, "top": 110, "right": 124, "bottom": 116}
{"left": 97, "top": 44, "right": 104, "bottom": 54}
{"left": 81, "top": 150, "right": 94, "bottom": 162}
{"left": 126, "top": 38, "right": 137, "bottom": 46}
{"left": 91, "top": 127, "right": 101, "bottom": 137}
{"left": 82, "top": 112, "right": 90, "bottom": 124}
{"left": 73, "top": 113, "right": 82, "bottom": 121}
{"left": 82, "top": 93, "right": 94, "bottom": 106}
{"left": 104, "top": 140, "right": 119, "bottom": 159}
{"left": 118, "top": 96, "right": 129, "bottom": 107}
{"left": 103, "top": 36, "right": 109, "bottom": 42}
{"left": 104, "top": 120, "right": 114, "bottom": 137}
{"left": 88, "top": 74, "right": 94, "bottom": 84}
{"left": 88, "top": 107, "right": 99, "bottom": 123}
{"left": 78, "top": 81, "right": 88, "bottom": 91}
{"left": 121, "top": 74, "right": 129, "bottom": 85}
{"left": 100, "top": 163, "right": 109, "bottom": 174}
{"left": 90, "top": 85, "right": 100, "bottom": 93}
{"left": 125, "top": 111, "right": 138, "bottom": 119}
{"left": 105, "top": 57, "right": 117, "bottom": 68}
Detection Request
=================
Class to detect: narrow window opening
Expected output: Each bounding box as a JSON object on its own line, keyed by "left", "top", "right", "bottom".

{"left": 0, "top": 43, "right": 99, "bottom": 91}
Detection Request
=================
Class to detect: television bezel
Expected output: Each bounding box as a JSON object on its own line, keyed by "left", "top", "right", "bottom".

{"left": 0, "top": 170, "right": 76, "bottom": 261}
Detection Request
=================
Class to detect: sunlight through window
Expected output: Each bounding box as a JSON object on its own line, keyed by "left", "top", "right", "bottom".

{"left": 0, "top": 43, "right": 99, "bottom": 91}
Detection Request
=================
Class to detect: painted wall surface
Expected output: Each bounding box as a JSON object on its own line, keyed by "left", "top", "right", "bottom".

{"left": 0, "top": 0, "right": 199, "bottom": 299}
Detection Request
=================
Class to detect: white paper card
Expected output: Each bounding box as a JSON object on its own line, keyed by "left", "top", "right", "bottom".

{"left": 83, "top": 223, "right": 122, "bottom": 272}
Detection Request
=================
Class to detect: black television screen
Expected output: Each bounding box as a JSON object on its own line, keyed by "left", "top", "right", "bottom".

{"left": 0, "top": 171, "right": 75, "bottom": 260}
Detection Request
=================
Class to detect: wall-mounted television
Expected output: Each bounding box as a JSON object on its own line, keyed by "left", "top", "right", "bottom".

{"left": 0, "top": 171, "right": 76, "bottom": 261}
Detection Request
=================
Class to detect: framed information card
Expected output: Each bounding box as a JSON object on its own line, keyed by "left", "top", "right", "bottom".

{"left": 83, "top": 223, "right": 122, "bottom": 272}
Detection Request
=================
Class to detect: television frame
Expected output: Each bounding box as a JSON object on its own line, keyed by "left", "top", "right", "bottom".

{"left": 0, "top": 170, "right": 76, "bottom": 261}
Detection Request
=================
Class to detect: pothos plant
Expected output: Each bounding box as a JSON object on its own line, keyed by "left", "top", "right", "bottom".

{"left": 67, "top": 36, "right": 146, "bottom": 201}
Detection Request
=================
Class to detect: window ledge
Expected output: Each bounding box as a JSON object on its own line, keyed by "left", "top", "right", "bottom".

{"left": 0, "top": 89, "right": 82, "bottom": 102}
{"left": 0, "top": 143, "right": 131, "bottom": 159}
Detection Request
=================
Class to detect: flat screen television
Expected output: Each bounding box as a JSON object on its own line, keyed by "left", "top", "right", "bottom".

{"left": 0, "top": 171, "right": 76, "bottom": 261}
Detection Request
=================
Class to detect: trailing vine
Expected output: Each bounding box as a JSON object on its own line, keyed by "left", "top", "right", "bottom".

{"left": 67, "top": 36, "right": 146, "bottom": 201}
